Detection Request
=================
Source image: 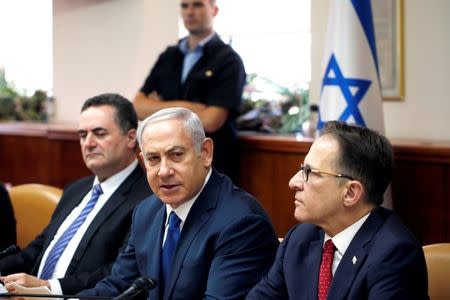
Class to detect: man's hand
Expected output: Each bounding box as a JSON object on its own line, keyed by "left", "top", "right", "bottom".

{"left": 1, "top": 273, "right": 51, "bottom": 292}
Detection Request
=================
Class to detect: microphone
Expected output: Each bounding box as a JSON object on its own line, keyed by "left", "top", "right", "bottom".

{"left": 0, "top": 245, "right": 20, "bottom": 258}
{"left": 112, "top": 277, "right": 157, "bottom": 300}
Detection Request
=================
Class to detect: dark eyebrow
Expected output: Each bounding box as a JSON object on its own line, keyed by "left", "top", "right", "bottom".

{"left": 145, "top": 146, "right": 186, "bottom": 156}
{"left": 181, "top": 1, "right": 204, "bottom": 8}
{"left": 169, "top": 146, "right": 185, "bottom": 152}
{"left": 145, "top": 151, "right": 159, "bottom": 158}
{"left": 92, "top": 127, "right": 107, "bottom": 133}
{"left": 78, "top": 127, "right": 107, "bottom": 135}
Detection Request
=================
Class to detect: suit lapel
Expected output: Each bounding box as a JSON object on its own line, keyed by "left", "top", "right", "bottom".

{"left": 183, "top": 35, "right": 223, "bottom": 91}
{"left": 329, "top": 247, "right": 368, "bottom": 299}
{"left": 304, "top": 235, "right": 324, "bottom": 299}
{"left": 46, "top": 181, "right": 93, "bottom": 241}
{"left": 146, "top": 206, "right": 166, "bottom": 300}
{"left": 171, "top": 50, "right": 184, "bottom": 98}
{"left": 328, "top": 208, "right": 386, "bottom": 299}
{"left": 32, "top": 180, "right": 93, "bottom": 274}
{"left": 66, "top": 166, "right": 140, "bottom": 274}
{"left": 164, "top": 170, "right": 221, "bottom": 299}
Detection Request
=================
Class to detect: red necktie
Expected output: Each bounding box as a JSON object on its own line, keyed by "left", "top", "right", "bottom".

{"left": 318, "top": 239, "right": 335, "bottom": 300}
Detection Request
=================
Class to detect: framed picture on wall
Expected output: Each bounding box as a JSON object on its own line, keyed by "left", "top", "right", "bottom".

{"left": 372, "top": 0, "right": 404, "bottom": 101}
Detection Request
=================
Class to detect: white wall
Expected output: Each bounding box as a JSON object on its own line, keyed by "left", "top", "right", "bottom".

{"left": 384, "top": 0, "right": 450, "bottom": 140}
{"left": 54, "top": 0, "right": 450, "bottom": 140}
{"left": 53, "top": 0, "right": 178, "bottom": 122}
{"left": 311, "top": 0, "right": 450, "bottom": 140}
{"left": 0, "top": 0, "right": 52, "bottom": 94}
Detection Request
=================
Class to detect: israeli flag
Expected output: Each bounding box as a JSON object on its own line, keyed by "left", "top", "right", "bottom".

{"left": 318, "top": 0, "right": 385, "bottom": 133}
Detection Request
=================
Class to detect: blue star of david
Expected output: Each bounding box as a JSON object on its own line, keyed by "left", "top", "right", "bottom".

{"left": 320, "top": 53, "right": 371, "bottom": 127}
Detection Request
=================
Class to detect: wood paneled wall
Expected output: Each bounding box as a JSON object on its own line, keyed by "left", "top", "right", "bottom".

{"left": 0, "top": 123, "right": 90, "bottom": 188}
{"left": 238, "top": 133, "right": 450, "bottom": 245}
{"left": 1, "top": 123, "right": 449, "bottom": 245}
{"left": 238, "top": 133, "right": 312, "bottom": 237}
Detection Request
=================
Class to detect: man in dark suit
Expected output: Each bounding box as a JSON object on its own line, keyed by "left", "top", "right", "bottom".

{"left": 79, "top": 107, "right": 278, "bottom": 300}
{"left": 247, "top": 121, "right": 429, "bottom": 300}
{"left": 0, "top": 181, "right": 16, "bottom": 250}
{"left": 133, "top": 0, "right": 246, "bottom": 182}
{"left": 0, "top": 93, "right": 153, "bottom": 295}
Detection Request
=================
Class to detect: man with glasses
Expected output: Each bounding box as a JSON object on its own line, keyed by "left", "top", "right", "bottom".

{"left": 247, "top": 121, "right": 428, "bottom": 299}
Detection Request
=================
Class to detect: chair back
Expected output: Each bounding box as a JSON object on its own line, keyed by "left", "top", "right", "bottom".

{"left": 9, "top": 184, "right": 62, "bottom": 248}
{"left": 423, "top": 243, "right": 450, "bottom": 299}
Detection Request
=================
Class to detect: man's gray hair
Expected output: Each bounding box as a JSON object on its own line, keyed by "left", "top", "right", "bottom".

{"left": 137, "top": 107, "right": 206, "bottom": 154}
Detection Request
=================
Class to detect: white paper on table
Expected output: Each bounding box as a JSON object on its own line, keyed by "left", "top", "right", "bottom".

{"left": 0, "top": 282, "right": 8, "bottom": 293}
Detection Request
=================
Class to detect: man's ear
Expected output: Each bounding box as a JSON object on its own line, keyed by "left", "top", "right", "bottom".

{"left": 213, "top": 4, "right": 219, "bottom": 17}
{"left": 342, "top": 180, "right": 364, "bottom": 207}
{"left": 201, "top": 138, "right": 214, "bottom": 168}
{"left": 138, "top": 151, "right": 147, "bottom": 167}
{"left": 127, "top": 129, "right": 137, "bottom": 149}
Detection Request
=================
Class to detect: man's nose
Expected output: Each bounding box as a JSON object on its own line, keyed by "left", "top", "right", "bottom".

{"left": 289, "top": 171, "right": 304, "bottom": 191}
{"left": 83, "top": 133, "right": 97, "bottom": 148}
{"left": 158, "top": 157, "right": 173, "bottom": 177}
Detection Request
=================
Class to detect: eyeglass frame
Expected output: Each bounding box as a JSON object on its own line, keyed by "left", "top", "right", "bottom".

{"left": 299, "top": 163, "right": 354, "bottom": 183}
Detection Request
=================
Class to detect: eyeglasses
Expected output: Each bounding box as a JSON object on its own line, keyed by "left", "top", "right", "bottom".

{"left": 299, "top": 164, "right": 354, "bottom": 183}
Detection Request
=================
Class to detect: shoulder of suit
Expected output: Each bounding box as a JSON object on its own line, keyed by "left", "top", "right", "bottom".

{"left": 117, "top": 166, "right": 153, "bottom": 200}
{"left": 133, "top": 195, "right": 164, "bottom": 216}
{"left": 204, "top": 36, "right": 235, "bottom": 53}
{"left": 163, "top": 44, "right": 181, "bottom": 57}
{"left": 64, "top": 175, "right": 95, "bottom": 191}
{"left": 284, "top": 223, "right": 321, "bottom": 242}
{"left": 373, "top": 208, "right": 419, "bottom": 244}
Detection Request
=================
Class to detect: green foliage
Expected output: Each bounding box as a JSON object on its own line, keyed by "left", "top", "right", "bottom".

{"left": 0, "top": 69, "right": 47, "bottom": 121}
{"left": 239, "top": 73, "right": 309, "bottom": 133}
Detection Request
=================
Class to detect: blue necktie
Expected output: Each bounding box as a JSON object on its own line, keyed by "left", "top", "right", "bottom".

{"left": 40, "top": 184, "right": 103, "bottom": 279}
{"left": 161, "top": 211, "right": 181, "bottom": 288}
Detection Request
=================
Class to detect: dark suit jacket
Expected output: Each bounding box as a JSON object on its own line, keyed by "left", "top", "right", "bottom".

{"left": 247, "top": 207, "right": 429, "bottom": 300}
{"left": 0, "top": 164, "right": 152, "bottom": 294}
{"left": 0, "top": 182, "right": 16, "bottom": 250}
{"left": 79, "top": 170, "right": 279, "bottom": 300}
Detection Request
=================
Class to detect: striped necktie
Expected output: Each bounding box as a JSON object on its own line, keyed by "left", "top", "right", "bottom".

{"left": 40, "top": 184, "right": 103, "bottom": 279}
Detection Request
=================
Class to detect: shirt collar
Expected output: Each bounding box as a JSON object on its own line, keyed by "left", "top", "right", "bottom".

{"left": 93, "top": 160, "right": 138, "bottom": 194}
{"left": 165, "top": 168, "right": 212, "bottom": 226}
{"left": 324, "top": 211, "right": 371, "bottom": 256}
{"left": 179, "top": 32, "right": 216, "bottom": 54}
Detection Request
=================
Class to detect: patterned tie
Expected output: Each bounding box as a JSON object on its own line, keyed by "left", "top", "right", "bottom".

{"left": 161, "top": 211, "right": 181, "bottom": 289}
{"left": 40, "top": 184, "right": 103, "bottom": 279}
{"left": 318, "top": 239, "right": 335, "bottom": 300}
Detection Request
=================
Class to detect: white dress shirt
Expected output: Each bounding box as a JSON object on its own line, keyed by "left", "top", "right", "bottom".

{"left": 324, "top": 212, "right": 371, "bottom": 275}
{"left": 39, "top": 160, "right": 138, "bottom": 294}
{"left": 162, "top": 169, "right": 212, "bottom": 244}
